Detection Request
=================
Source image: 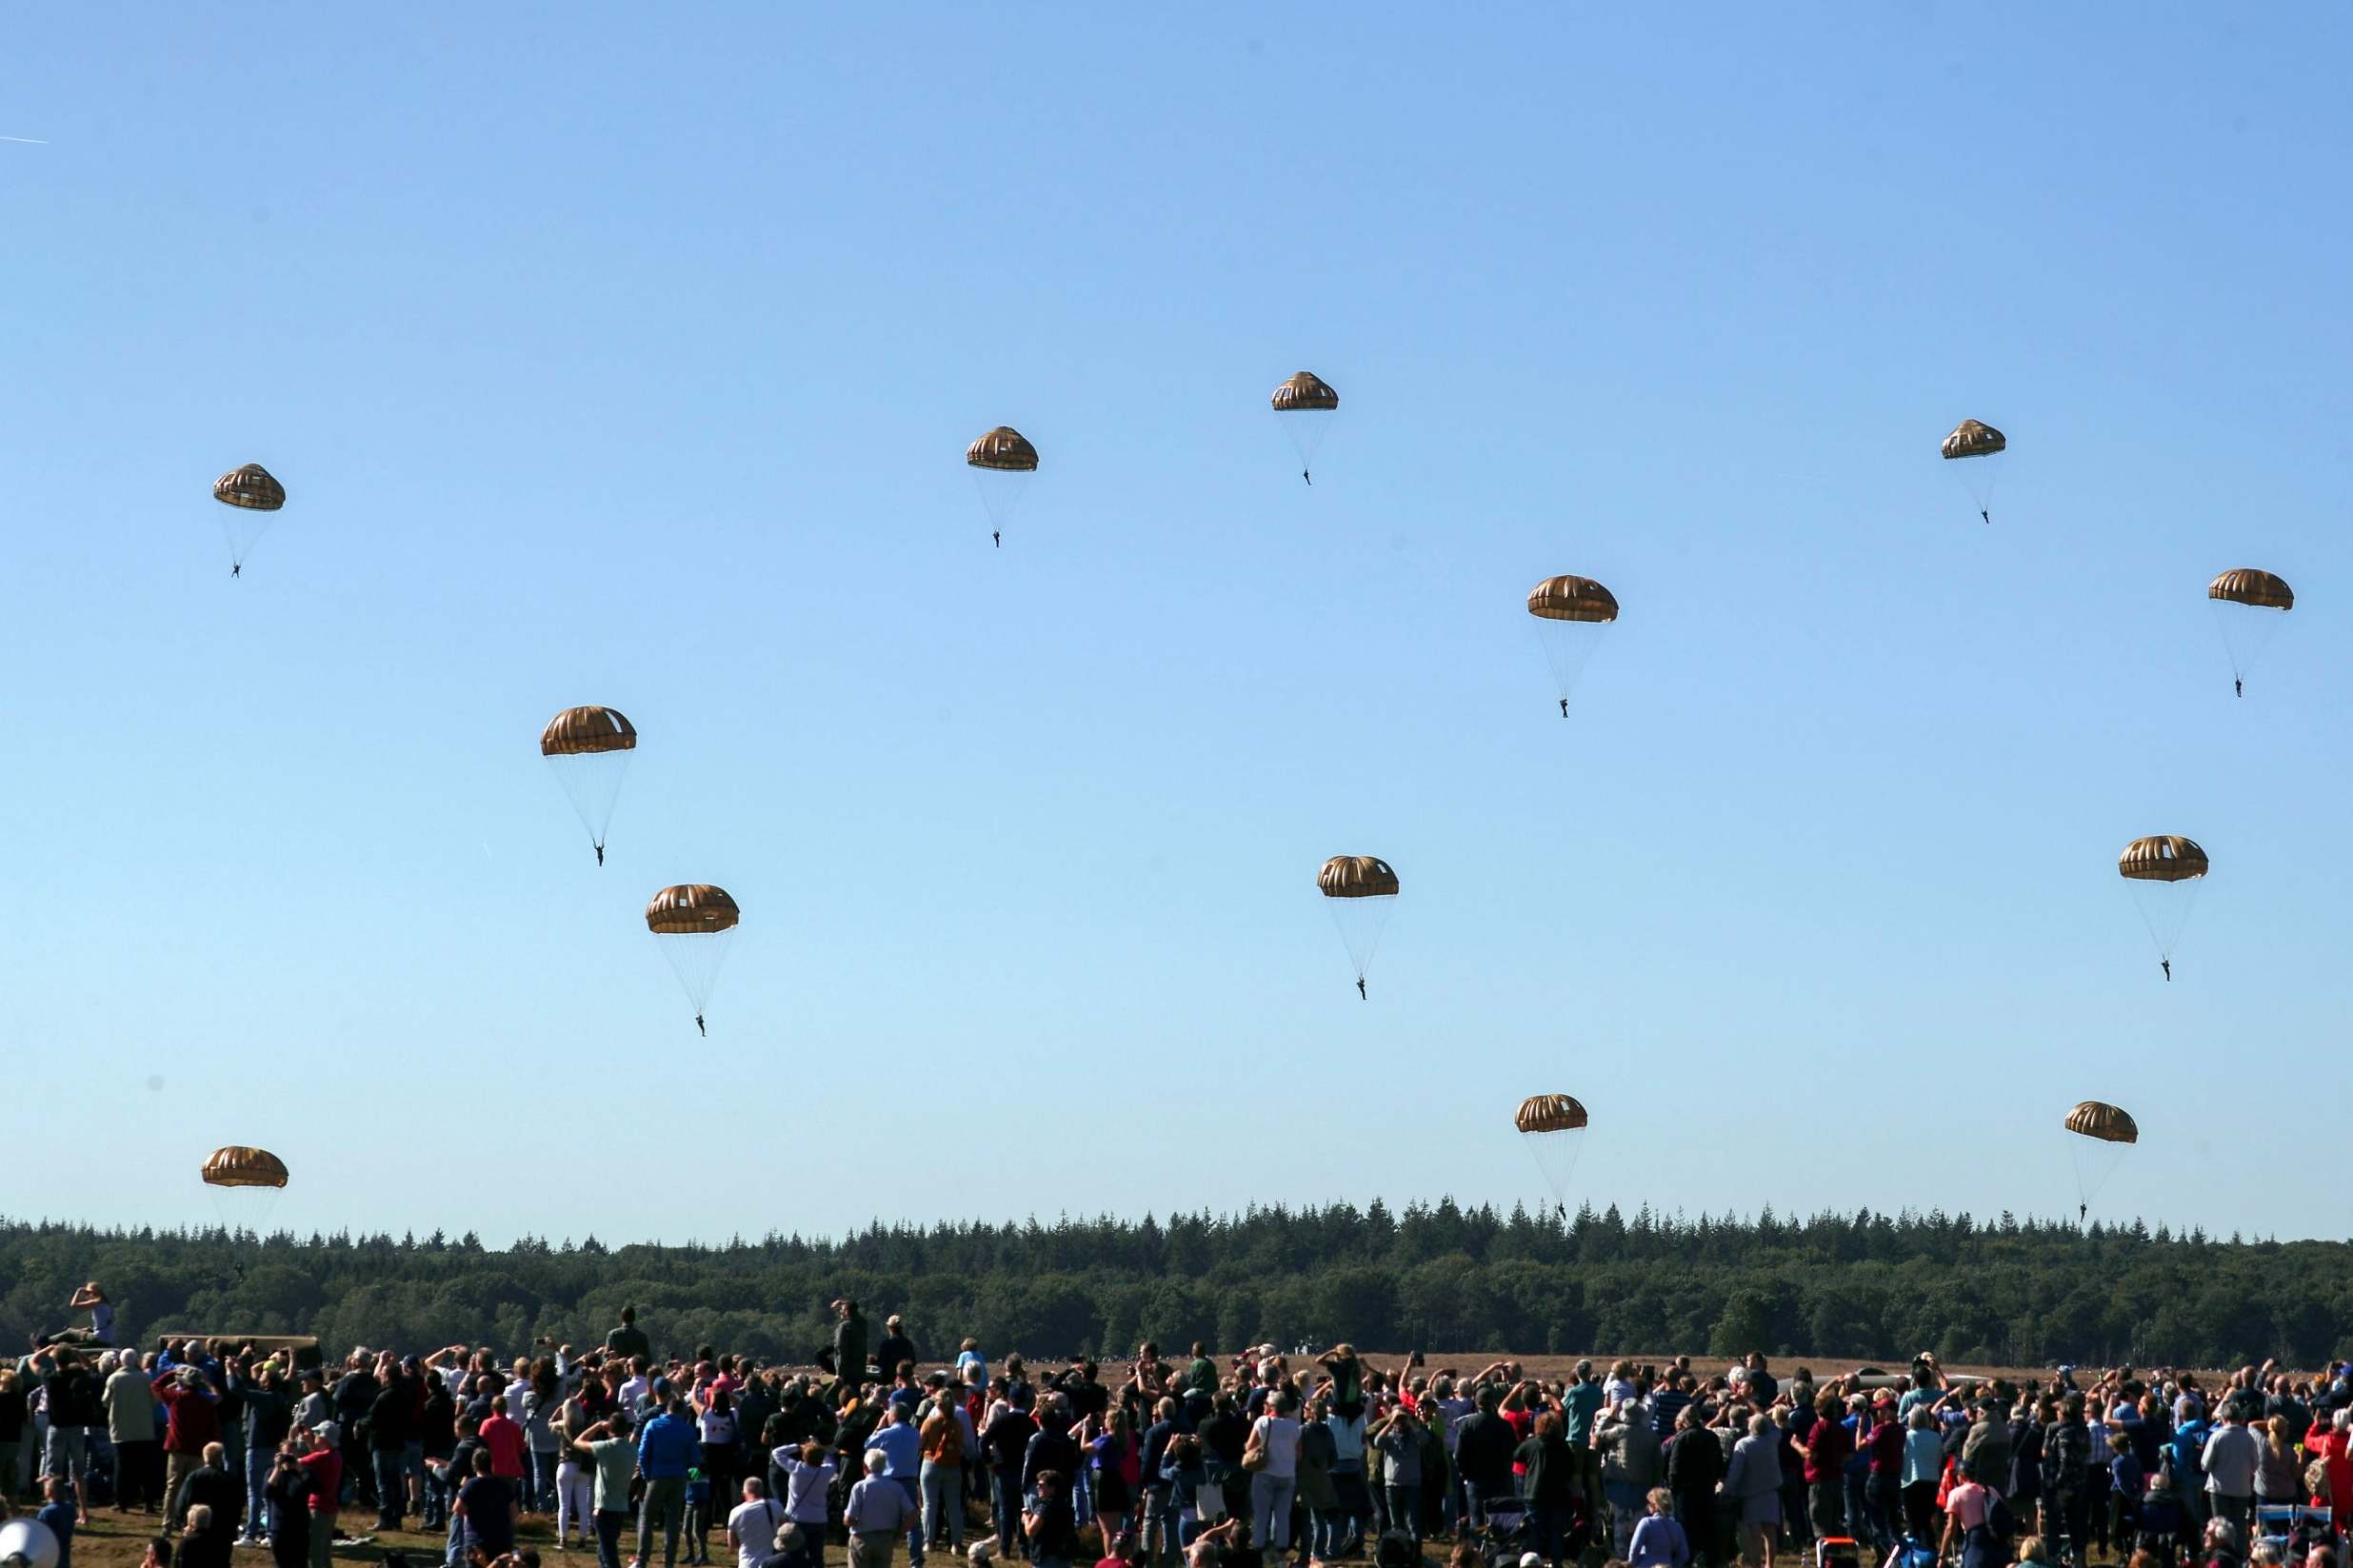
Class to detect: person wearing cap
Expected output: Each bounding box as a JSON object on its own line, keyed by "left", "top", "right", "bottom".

{"left": 153, "top": 1368, "right": 222, "bottom": 1532}
{"left": 875, "top": 1321, "right": 916, "bottom": 1387}
{"left": 294, "top": 1422, "right": 342, "bottom": 1568}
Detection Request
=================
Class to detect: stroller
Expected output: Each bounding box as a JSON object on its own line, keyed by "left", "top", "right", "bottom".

{"left": 1476, "top": 1498, "right": 1534, "bottom": 1568}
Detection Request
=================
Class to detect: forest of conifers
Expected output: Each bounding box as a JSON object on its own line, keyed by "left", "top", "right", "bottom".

{"left": 5, "top": 1202, "right": 2345, "bottom": 1371}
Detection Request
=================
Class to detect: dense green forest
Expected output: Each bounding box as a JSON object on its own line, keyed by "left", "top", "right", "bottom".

{"left": 5, "top": 1202, "right": 2345, "bottom": 1371}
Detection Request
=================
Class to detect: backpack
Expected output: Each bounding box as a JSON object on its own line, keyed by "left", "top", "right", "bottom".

{"left": 1375, "top": 1531, "right": 1419, "bottom": 1568}
{"left": 1984, "top": 1491, "right": 2018, "bottom": 1544}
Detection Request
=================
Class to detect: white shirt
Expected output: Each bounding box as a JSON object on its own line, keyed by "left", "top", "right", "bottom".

{"left": 777, "top": 1454, "right": 837, "bottom": 1524}
{"left": 1251, "top": 1415, "right": 1301, "bottom": 1480}
{"left": 620, "top": 1376, "right": 649, "bottom": 1412}
{"left": 728, "top": 1498, "right": 785, "bottom": 1568}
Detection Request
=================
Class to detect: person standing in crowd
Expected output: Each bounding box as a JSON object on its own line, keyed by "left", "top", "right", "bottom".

{"left": 296, "top": 1420, "right": 343, "bottom": 1568}
{"left": 847, "top": 1449, "right": 917, "bottom": 1568}
{"left": 183, "top": 1441, "right": 244, "bottom": 1545}
{"left": 1629, "top": 1485, "right": 1691, "bottom": 1568}
{"left": 727, "top": 1476, "right": 786, "bottom": 1568}
{"left": 607, "top": 1309, "right": 651, "bottom": 1363}
{"left": 1665, "top": 1403, "right": 1726, "bottom": 1567}
{"left": 108, "top": 1345, "right": 164, "bottom": 1516}
{"left": 639, "top": 1394, "right": 703, "bottom": 1568}
{"left": 264, "top": 1434, "right": 313, "bottom": 1568}
{"left": 1370, "top": 1398, "right": 1427, "bottom": 1551}
{"left": 568, "top": 1408, "right": 637, "bottom": 1568}
{"left": 2203, "top": 1405, "right": 2260, "bottom": 1536}
{"left": 776, "top": 1440, "right": 836, "bottom": 1568}
{"left": 154, "top": 1367, "right": 222, "bottom": 1530}
{"left": 455, "top": 1449, "right": 520, "bottom": 1563}
{"left": 875, "top": 1320, "right": 916, "bottom": 1384}
{"left": 918, "top": 1382, "right": 967, "bottom": 1558}
{"left": 1246, "top": 1391, "right": 1302, "bottom": 1561}
{"left": 981, "top": 1382, "right": 1038, "bottom": 1556}
{"left": 1725, "top": 1412, "right": 1784, "bottom": 1568}
{"left": 37, "top": 1477, "right": 79, "bottom": 1568}
{"left": 1801, "top": 1390, "right": 1853, "bottom": 1545}
{"left": 832, "top": 1303, "right": 870, "bottom": 1384}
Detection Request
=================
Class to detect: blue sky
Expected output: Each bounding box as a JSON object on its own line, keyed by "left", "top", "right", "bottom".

{"left": 3, "top": 4, "right": 2347, "bottom": 1246}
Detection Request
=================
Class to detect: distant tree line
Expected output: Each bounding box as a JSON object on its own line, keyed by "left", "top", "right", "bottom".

{"left": 4, "top": 1201, "right": 2345, "bottom": 1371}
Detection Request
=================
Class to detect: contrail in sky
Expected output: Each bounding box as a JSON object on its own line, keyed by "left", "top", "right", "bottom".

{"left": 2, "top": 136, "right": 49, "bottom": 145}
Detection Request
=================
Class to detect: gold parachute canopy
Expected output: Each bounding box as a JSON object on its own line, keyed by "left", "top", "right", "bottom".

{"left": 1942, "top": 419, "right": 2005, "bottom": 460}
{"left": 540, "top": 706, "right": 638, "bottom": 757}
{"left": 967, "top": 427, "right": 1039, "bottom": 472}
{"left": 646, "top": 883, "right": 740, "bottom": 934}
{"left": 202, "top": 1145, "right": 289, "bottom": 1189}
{"left": 2064, "top": 1102, "right": 2138, "bottom": 1144}
{"left": 213, "top": 463, "right": 286, "bottom": 510}
{"left": 1526, "top": 576, "right": 1620, "bottom": 625}
{"left": 1515, "top": 1094, "right": 1589, "bottom": 1134}
{"left": 2209, "top": 569, "right": 2294, "bottom": 610}
{"left": 1317, "top": 855, "right": 1398, "bottom": 899}
{"left": 1271, "top": 371, "right": 1339, "bottom": 412}
{"left": 2118, "top": 836, "right": 2207, "bottom": 883}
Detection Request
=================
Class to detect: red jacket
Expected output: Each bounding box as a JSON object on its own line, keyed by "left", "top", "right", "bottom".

{"left": 155, "top": 1379, "right": 222, "bottom": 1455}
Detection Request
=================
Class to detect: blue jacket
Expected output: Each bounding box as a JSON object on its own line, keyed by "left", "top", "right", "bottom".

{"left": 637, "top": 1412, "right": 701, "bottom": 1479}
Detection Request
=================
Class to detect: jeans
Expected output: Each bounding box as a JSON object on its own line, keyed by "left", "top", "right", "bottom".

{"left": 373, "top": 1449, "right": 407, "bottom": 1528}
{"left": 309, "top": 1511, "right": 336, "bottom": 1568}
{"left": 1607, "top": 1480, "right": 1643, "bottom": 1556}
{"left": 640, "top": 1475, "right": 688, "bottom": 1568}
{"left": 247, "top": 1447, "right": 274, "bottom": 1538}
{"left": 531, "top": 1447, "right": 562, "bottom": 1513}
{"left": 424, "top": 1459, "right": 451, "bottom": 1527}
{"left": 895, "top": 1476, "right": 924, "bottom": 1562}
{"left": 920, "top": 1460, "right": 964, "bottom": 1550}
{"left": 991, "top": 1467, "right": 1023, "bottom": 1554}
{"left": 1385, "top": 1484, "right": 1422, "bottom": 1545}
{"left": 1142, "top": 1486, "right": 1177, "bottom": 1566}
{"left": 1865, "top": 1474, "right": 1901, "bottom": 1550}
{"left": 1252, "top": 1474, "right": 1296, "bottom": 1550}
{"left": 1466, "top": 1479, "right": 1513, "bottom": 1532}
{"left": 1311, "top": 1509, "right": 1344, "bottom": 1560}
{"left": 596, "top": 1508, "right": 629, "bottom": 1568}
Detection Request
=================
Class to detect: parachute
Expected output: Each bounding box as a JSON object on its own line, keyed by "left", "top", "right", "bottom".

{"left": 647, "top": 883, "right": 739, "bottom": 1034}
{"left": 1270, "top": 371, "right": 1338, "bottom": 485}
{"left": 202, "top": 1144, "right": 288, "bottom": 1235}
{"left": 2207, "top": 569, "right": 2294, "bottom": 695}
{"left": 2118, "top": 835, "right": 2207, "bottom": 979}
{"left": 541, "top": 706, "right": 637, "bottom": 864}
{"left": 1525, "top": 576, "right": 1619, "bottom": 716}
{"left": 1515, "top": 1094, "right": 1589, "bottom": 1219}
{"left": 2063, "top": 1101, "right": 2137, "bottom": 1220}
{"left": 1317, "top": 855, "right": 1397, "bottom": 996}
{"left": 1940, "top": 419, "right": 2004, "bottom": 524}
{"left": 211, "top": 463, "right": 286, "bottom": 574}
{"left": 967, "top": 426, "right": 1038, "bottom": 541}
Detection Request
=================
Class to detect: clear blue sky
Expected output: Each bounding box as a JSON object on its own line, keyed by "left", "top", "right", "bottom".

{"left": 5, "top": 5, "right": 2348, "bottom": 1247}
